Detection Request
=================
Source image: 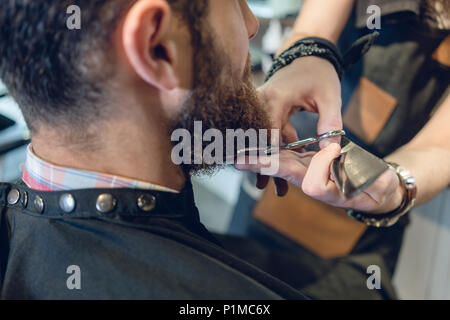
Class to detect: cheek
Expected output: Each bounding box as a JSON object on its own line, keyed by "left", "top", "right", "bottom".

{"left": 226, "top": 27, "right": 249, "bottom": 72}
{"left": 172, "top": 27, "right": 194, "bottom": 89}
{"left": 209, "top": 1, "right": 249, "bottom": 76}
{"left": 218, "top": 23, "right": 249, "bottom": 79}
{"left": 175, "top": 48, "right": 193, "bottom": 89}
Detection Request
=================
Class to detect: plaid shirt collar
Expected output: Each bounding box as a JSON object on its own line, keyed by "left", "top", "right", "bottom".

{"left": 22, "top": 144, "right": 179, "bottom": 193}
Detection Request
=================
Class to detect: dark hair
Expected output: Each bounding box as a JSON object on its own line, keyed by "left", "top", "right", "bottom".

{"left": 423, "top": 0, "right": 450, "bottom": 29}
{"left": 0, "top": 0, "right": 208, "bottom": 133}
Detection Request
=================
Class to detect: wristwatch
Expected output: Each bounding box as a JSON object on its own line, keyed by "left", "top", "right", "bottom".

{"left": 347, "top": 163, "right": 417, "bottom": 227}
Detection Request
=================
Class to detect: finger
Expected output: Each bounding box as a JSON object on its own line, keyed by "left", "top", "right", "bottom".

{"left": 257, "top": 86, "right": 285, "bottom": 124}
{"left": 271, "top": 126, "right": 282, "bottom": 147}
{"left": 319, "top": 135, "right": 342, "bottom": 150}
{"left": 274, "top": 178, "right": 289, "bottom": 197}
{"left": 257, "top": 86, "right": 299, "bottom": 146}
{"left": 256, "top": 174, "right": 270, "bottom": 190}
{"left": 235, "top": 151, "right": 314, "bottom": 188}
{"left": 302, "top": 143, "right": 341, "bottom": 199}
{"left": 316, "top": 98, "right": 343, "bottom": 149}
{"left": 282, "top": 123, "right": 300, "bottom": 144}
{"left": 234, "top": 155, "right": 273, "bottom": 172}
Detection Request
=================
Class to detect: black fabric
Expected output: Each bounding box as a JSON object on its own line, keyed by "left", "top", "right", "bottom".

{"left": 350, "top": 215, "right": 410, "bottom": 275}
{"left": 220, "top": 221, "right": 397, "bottom": 300}
{"left": 0, "top": 185, "right": 9, "bottom": 288}
{"left": 342, "top": 32, "right": 380, "bottom": 69}
{"left": 340, "top": 12, "right": 450, "bottom": 157}
{"left": 355, "top": 0, "right": 422, "bottom": 29}
{"left": 0, "top": 182, "right": 309, "bottom": 300}
{"left": 265, "top": 37, "right": 345, "bottom": 81}
{"left": 266, "top": 33, "right": 380, "bottom": 86}
{"left": 356, "top": 0, "right": 450, "bottom": 33}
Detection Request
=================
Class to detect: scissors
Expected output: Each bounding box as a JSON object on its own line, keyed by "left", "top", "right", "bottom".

{"left": 265, "top": 129, "right": 346, "bottom": 155}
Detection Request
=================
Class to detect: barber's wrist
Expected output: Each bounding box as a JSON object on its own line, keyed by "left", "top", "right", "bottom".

{"left": 277, "top": 32, "right": 316, "bottom": 57}
{"left": 369, "top": 177, "right": 405, "bottom": 215}
{"left": 347, "top": 162, "right": 416, "bottom": 227}
{"left": 270, "top": 32, "right": 379, "bottom": 84}
{"left": 266, "top": 37, "right": 344, "bottom": 83}
{"left": 278, "top": 29, "right": 341, "bottom": 54}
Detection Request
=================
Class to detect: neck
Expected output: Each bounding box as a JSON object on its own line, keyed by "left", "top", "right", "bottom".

{"left": 31, "top": 116, "right": 186, "bottom": 192}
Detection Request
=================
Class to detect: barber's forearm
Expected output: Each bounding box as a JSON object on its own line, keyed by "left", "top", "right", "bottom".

{"left": 385, "top": 146, "right": 450, "bottom": 207}
{"left": 278, "top": 0, "right": 355, "bottom": 54}
{"left": 384, "top": 94, "right": 450, "bottom": 208}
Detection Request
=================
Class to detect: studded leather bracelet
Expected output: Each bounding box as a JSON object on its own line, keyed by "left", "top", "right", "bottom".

{"left": 265, "top": 32, "right": 380, "bottom": 83}
{"left": 265, "top": 37, "right": 345, "bottom": 81}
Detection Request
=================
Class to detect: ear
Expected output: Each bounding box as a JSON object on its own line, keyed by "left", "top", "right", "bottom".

{"left": 122, "top": 0, "right": 178, "bottom": 91}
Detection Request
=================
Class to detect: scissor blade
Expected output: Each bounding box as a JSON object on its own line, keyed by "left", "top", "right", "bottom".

{"left": 277, "top": 129, "right": 347, "bottom": 152}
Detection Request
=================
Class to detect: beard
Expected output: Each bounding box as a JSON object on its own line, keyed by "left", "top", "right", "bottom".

{"left": 170, "top": 27, "right": 272, "bottom": 176}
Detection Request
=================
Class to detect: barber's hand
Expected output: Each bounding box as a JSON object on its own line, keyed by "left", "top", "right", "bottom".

{"left": 257, "top": 56, "right": 343, "bottom": 196}
{"left": 260, "top": 56, "right": 342, "bottom": 144}
{"left": 236, "top": 144, "right": 404, "bottom": 214}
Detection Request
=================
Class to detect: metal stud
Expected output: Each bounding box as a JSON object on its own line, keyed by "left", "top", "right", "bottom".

{"left": 59, "top": 194, "right": 76, "bottom": 213}
{"left": 7, "top": 189, "right": 20, "bottom": 205}
{"left": 21, "top": 191, "right": 28, "bottom": 208}
{"left": 33, "top": 195, "right": 44, "bottom": 214}
{"left": 137, "top": 194, "right": 156, "bottom": 212}
{"left": 96, "top": 194, "right": 117, "bottom": 214}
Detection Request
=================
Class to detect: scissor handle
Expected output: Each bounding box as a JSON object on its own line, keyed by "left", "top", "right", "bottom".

{"left": 266, "top": 130, "right": 346, "bottom": 154}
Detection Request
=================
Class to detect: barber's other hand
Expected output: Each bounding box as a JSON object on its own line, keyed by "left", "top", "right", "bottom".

{"left": 259, "top": 56, "right": 343, "bottom": 146}
{"left": 257, "top": 56, "right": 343, "bottom": 196}
{"left": 236, "top": 144, "right": 404, "bottom": 214}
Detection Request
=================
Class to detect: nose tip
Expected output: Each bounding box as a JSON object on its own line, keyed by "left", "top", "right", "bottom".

{"left": 242, "top": 0, "right": 259, "bottom": 40}
{"left": 248, "top": 15, "right": 259, "bottom": 40}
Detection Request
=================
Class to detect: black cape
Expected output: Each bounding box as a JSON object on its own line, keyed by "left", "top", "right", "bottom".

{"left": 0, "top": 182, "right": 308, "bottom": 300}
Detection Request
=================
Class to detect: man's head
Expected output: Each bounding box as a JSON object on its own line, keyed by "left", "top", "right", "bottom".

{"left": 0, "top": 0, "right": 270, "bottom": 176}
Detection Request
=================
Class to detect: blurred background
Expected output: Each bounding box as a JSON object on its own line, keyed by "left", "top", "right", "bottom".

{"left": 1, "top": 0, "right": 450, "bottom": 300}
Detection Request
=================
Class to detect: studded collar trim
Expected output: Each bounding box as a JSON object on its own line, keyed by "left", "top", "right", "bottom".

{"left": 1, "top": 181, "right": 198, "bottom": 221}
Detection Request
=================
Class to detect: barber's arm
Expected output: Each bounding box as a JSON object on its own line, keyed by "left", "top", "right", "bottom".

{"left": 278, "top": 0, "right": 355, "bottom": 52}
{"left": 257, "top": 0, "right": 355, "bottom": 196}
{"left": 385, "top": 93, "right": 450, "bottom": 207}
{"left": 260, "top": 0, "right": 355, "bottom": 141}
{"left": 236, "top": 143, "right": 403, "bottom": 215}
{"left": 236, "top": 94, "right": 450, "bottom": 218}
